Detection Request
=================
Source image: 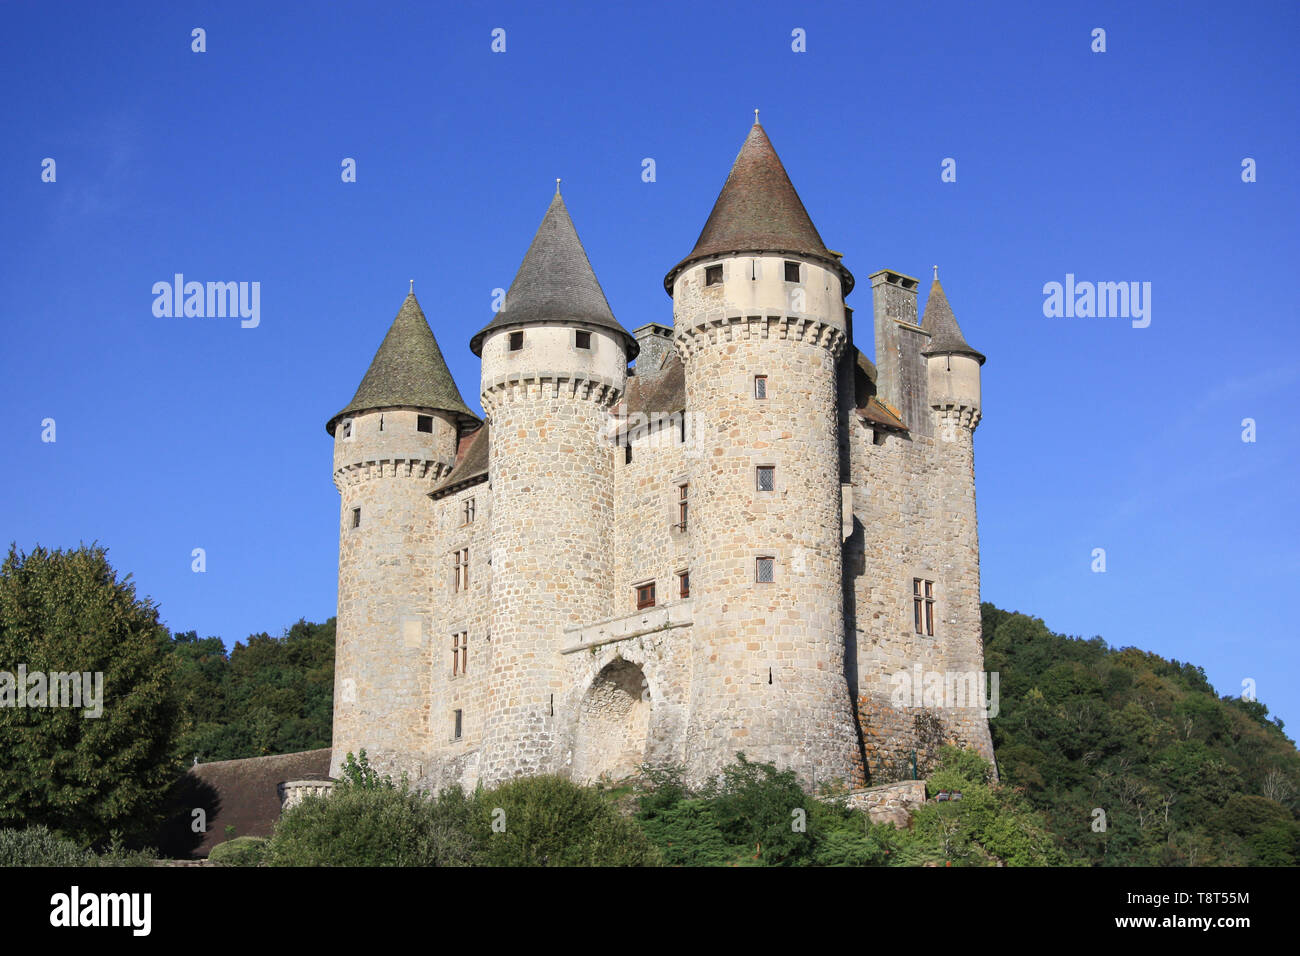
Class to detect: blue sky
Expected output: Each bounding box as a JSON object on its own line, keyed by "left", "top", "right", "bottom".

{"left": 2, "top": 2, "right": 1297, "bottom": 732}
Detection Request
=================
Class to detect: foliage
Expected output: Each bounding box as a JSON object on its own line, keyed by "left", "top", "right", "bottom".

{"left": 0, "top": 826, "right": 91, "bottom": 866}
{"left": 208, "top": 836, "right": 270, "bottom": 866}
{"left": 266, "top": 783, "right": 478, "bottom": 867}
{"left": 170, "top": 617, "right": 333, "bottom": 763}
{"left": 0, "top": 543, "right": 182, "bottom": 847}
{"left": 473, "top": 774, "right": 658, "bottom": 866}
{"left": 982, "top": 603, "right": 1300, "bottom": 866}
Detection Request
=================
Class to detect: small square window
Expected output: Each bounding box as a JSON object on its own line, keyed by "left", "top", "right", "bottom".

{"left": 756, "top": 557, "right": 775, "bottom": 584}
{"left": 754, "top": 375, "right": 768, "bottom": 399}
{"left": 705, "top": 264, "right": 723, "bottom": 286}
{"left": 575, "top": 330, "right": 592, "bottom": 350}
{"left": 784, "top": 261, "right": 800, "bottom": 282}
{"left": 509, "top": 330, "right": 524, "bottom": 351}
{"left": 678, "top": 570, "right": 690, "bottom": 599}
{"left": 417, "top": 414, "right": 433, "bottom": 433}
{"left": 756, "top": 466, "right": 775, "bottom": 492}
{"left": 352, "top": 507, "right": 361, "bottom": 528}
{"left": 453, "top": 708, "right": 463, "bottom": 740}
{"left": 636, "top": 582, "right": 656, "bottom": 610}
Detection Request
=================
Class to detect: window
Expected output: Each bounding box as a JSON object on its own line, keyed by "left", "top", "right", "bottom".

{"left": 378, "top": 414, "right": 384, "bottom": 432}
{"left": 705, "top": 264, "right": 723, "bottom": 286}
{"left": 678, "top": 412, "right": 686, "bottom": 443}
{"left": 417, "top": 414, "right": 433, "bottom": 433}
{"left": 453, "top": 709, "right": 463, "bottom": 741}
{"left": 341, "top": 419, "right": 352, "bottom": 439}
{"left": 754, "top": 375, "right": 768, "bottom": 399}
{"left": 452, "top": 548, "right": 469, "bottom": 592}
{"left": 678, "top": 570, "right": 690, "bottom": 599}
{"left": 462, "top": 497, "right": 475, "bottom": 525}
{"left": 756, "top": 556, "right": 775, "bottom": 584}
{"left": 509, "top": 330, "right": 524, "bottom": 351}
{"left": 675, "top": 482, "right": 689, "bottom": 531}
{"left": 636, "top": 581, "right": 656, "bottom": 610}
{"left": 756, "top": 465, "right": 775, "bottom": 492}
{"left": 913, "top": 579, "right": 935, "bottom": 636}
{"left": 452, "top": 631, "right": 468, "bottom": 676}
{"left": 575, "top": 330, "right": 592, "bottom": 350}
{"left": 351, "top": 507, "right": 361, "bottom": 528}
{"left": 784, "top": 260, "right": 800, "bottom": 282}
{"left": 625, "top": 443, "right": 632, "bottom": 465}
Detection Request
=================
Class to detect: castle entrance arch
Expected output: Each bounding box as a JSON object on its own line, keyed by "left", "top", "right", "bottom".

{"left": 572, "top": 659, "right": 650, "bottom": 783}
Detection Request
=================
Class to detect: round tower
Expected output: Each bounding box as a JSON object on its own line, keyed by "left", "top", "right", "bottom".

{"left": 920, "top": 272, "right": 995, "bottom": 766}
{"left": 665, "top": 121, "right": 860, "bottom": 788}
{"left": 326, "top": 290, "right": 478, "bottom": 780}
{"left": 472, "top": 188, "right": 636, "bottom": 783}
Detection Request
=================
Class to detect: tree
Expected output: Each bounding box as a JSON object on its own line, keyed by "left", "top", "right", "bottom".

{"left": 0, "top": 544, "right": 181, "bottom": 846}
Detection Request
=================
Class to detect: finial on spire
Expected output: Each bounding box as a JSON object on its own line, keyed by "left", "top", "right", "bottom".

{"left": 409, "top": 278, "right": 414, "bottom": 294}
{"left": 933, "top": 265, "right": 939, "bottom": 280}
{"left": 754, "top": 108, "right": 760, "bottom": 125}
{"left": 556, "top": 177, "right": 561, "bottom": 195}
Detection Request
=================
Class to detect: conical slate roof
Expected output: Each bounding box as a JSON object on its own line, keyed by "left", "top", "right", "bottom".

{"left": 326, "top": 292, "right": 477, "bottom": 435}
{"left": 664, "top": 122, "right": 853, "bottom": 293}
{"left": 470, "top": 190, "right": 637, "bottom": 358}
{"left": 920, "top": 276, "right": 985, "bottom": 365}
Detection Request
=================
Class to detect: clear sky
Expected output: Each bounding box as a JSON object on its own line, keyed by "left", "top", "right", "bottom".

{"left": 2, "top": 2, "right": 1297, "bottom": 732}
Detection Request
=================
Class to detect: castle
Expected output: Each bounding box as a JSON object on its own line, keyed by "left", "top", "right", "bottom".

{"left": 326, "top": 121, "right": 995, "bottom": 792}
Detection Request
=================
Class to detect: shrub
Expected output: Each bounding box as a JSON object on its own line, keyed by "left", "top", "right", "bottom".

{"left": 0, "top": 826, "right": 91, "bottom": 866}
{"left": 208, "top": 836, "right": 269, "bottom": 866}
{"left": 266, "top": 784, "right": 478, "bottom": 867}
{"left": 477, "top": 774, "right": 657, "bottom": 866}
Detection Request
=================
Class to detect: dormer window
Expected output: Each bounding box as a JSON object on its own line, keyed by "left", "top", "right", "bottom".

{"left": 509, "top": 331, "right": 524, "bottom": 351}
{"left": 417, "top": 415, "right": 433, "bottom": 433}
{"left": 784, "top": 261, "right": 800, "bottom": 282}
{"left": 705, "top": 265, "right": 723, "bottom": 286}
{"left": 575, "top": 330, "right": 592, "bottom": 350}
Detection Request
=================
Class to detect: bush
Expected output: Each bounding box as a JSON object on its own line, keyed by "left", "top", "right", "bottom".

{"left": 0, "top": 826, "right": 91, "bottom": 866}
{"left": 208, "top": 836, "right": 269, "bottom": 866}
{"left": 266, "top": 784, "right": 478, "bottom": 867}
{"left": 477, "top": 774, "right": 657, "bottom": 866}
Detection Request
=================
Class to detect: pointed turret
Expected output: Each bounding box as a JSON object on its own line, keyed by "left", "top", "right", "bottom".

{"left": 327, "top": 292, "right": 477, "bottom": 435}
{"left": 920, "top": 274, "right": 985, "bottom": 365}
{"left": 470, "top": 190, "right": 636, "bottom": 357}
{"left": 664, "top": 121, "right": 853, "bottom": 293}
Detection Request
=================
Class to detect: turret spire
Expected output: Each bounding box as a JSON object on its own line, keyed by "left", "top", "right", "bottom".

{"left": 326, "top": 292, "right": 477, "bottom": 434}
{"left": 664, "top": 123, "right": 851, "bottom": 293}
{"left": 921, "top": 275, "right": 985, "bottom": 365}
{"left": 469, "top": 190, "right": 637, "bottom": 357}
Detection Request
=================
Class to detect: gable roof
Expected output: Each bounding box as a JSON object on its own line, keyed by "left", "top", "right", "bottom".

{"left": 327, "top": 292, "right": 477, "bottom": 435}
{"left": 664, "top": 122, "right": 854, "bottom": 293}
{"left": 470, "top": 191, "right": 637, "bottom": 358}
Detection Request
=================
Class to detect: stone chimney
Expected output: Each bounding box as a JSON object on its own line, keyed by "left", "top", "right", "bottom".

{"left": 632, "top": 323, "right": 674, "bottom": 379}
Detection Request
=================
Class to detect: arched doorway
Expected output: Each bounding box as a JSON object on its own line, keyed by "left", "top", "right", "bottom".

{"left": 572, "top": 659, "right": 650, "bottom": 783}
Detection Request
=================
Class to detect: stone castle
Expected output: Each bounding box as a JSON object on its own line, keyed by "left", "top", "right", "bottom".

{"left": 326, "top": 121, "right": 995, "bottom": 792}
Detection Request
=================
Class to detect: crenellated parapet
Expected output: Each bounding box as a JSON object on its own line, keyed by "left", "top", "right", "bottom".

{"left": 673, "top": 313, "right": 847, "bottom": 361}
{"left": 479, "top": 370, "right": 623, "bottom": 417}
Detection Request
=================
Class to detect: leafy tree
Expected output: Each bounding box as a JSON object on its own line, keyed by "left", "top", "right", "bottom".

{"left": 0, "top": 544, "right": 181, "bottom": 847}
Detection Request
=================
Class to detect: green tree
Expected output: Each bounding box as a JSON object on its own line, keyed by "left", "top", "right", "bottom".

{"left": 0, "top": 544, "right": 181, "bottom": 847}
